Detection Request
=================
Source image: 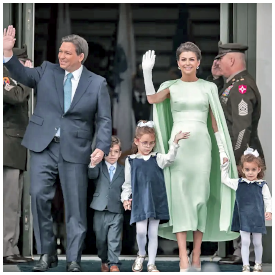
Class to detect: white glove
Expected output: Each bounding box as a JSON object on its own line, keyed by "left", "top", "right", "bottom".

{"left": 142, "top": 50, "right": 156, "bottom": 96}
{"left": 215, "top": 132, "right": 228, "bottom": 164}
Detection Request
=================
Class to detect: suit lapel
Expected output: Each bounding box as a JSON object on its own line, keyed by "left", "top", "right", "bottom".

{"left": 54, "top": 66, "right": 65, "bottom": 111}
{"left": 69, "top": 66, "right": 93, "bottom": 111}
{"left": 111, "top": 164, "right": 123, "bottom": 185}
{"left": 102, "top": 163, "right": 110, "bottom": 182}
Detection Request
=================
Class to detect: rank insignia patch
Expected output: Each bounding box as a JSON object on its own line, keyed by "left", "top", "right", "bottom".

{"left": 4, "top": 83, "right": 15, "bottom": 91}
{"left": 238, "top": 99, "right": 248, "bottom": 116}
{"left": 220, "top": 96, "right": 228, "bottom": 105}
{"left": 222, "top": 85, "right": 233, "bottom": 97}
{"left": 239, "top": 85, "right": 247, "bottom": 94}
{"left": 3, "top": 77, "right": 10, "bottom": 85}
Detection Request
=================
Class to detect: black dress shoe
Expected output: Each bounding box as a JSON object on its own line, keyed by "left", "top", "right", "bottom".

{"left": 66, "top": 261, "right": 82, "bottom": 272}
{"left": 32, "top": 254, "right": 58, "bottom": 272}
{"left": 3, "top": 255, "right": 32, "bottom": 264}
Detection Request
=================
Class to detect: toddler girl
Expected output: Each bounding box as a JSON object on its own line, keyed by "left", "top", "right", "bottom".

{"left": 221, "top": 148, "right": 272, "bottom": 272}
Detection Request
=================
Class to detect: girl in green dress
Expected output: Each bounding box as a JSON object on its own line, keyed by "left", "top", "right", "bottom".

{"left": 142, "top": 43, "right": 239, "bottom": 271}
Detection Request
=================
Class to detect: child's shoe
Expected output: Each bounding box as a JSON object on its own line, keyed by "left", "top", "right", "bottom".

{"left": 147, "top": 264, "right": 159, "bottom": 272}
{"left": 253, "top": 263, "right": 262, "bottom": 272}
{"left": 132, "top": 254, "right": 146, "bottom": 272}
{"left": 242, "top": 265, "right": 251, "bottom": 272}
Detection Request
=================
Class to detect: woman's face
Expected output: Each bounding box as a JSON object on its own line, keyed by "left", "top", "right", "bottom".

{"left": 177, "top": 51, "right": 200, "bottom": 76}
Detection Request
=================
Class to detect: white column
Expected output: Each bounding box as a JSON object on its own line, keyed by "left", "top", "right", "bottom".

{"left": 256, "top": 4, "right": 272, "bottom": 228}
{"left": 233, "top": 3, "right": 257, "bottom": 79}
{"left": 220, "top": 3, "right": 229, "bottom": 43}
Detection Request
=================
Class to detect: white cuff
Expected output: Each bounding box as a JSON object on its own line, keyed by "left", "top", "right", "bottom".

{"left": 172, "top": 142, "right": 180, "bottom": 148}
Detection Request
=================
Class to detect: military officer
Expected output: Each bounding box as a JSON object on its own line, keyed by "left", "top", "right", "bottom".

{"left": 209, "top": 42, "right": 264, "bottom": 165}
{"left": 208, "top": 42, "right": 264, "bottom": 265}
{"left": 3, "top": 44, "right": 33, "bottom": 264}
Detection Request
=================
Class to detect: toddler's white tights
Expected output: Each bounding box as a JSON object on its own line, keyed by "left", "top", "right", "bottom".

{"left": 136, "top": 218, "right": 160, "bottom": 265}
{"left": 240, "top": 230, "right": 262, "bottom": 266}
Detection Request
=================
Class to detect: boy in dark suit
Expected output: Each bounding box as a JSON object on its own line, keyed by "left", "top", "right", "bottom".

{"left": 88, "top": 136, "right": 125, "bottom": 272}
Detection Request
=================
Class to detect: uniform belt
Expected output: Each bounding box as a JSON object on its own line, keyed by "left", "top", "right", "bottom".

{"left": 53, "top": 136, "right": 60, "bottom": 143}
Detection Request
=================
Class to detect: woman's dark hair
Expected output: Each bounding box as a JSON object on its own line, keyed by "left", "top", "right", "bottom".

{"left": 131, "top": 120, "right": 156, "bottom": 154}
{"left": 176, "top": 42, "right": 202, "bottom": 61}
{"left": 238, "top": 153, "right": 265, "bottom": 179}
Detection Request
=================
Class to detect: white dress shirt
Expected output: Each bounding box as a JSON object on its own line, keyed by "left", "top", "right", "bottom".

{"left": 221, "top": 162, "right": 272, "bottom": 213}
{"left": 121, "top": 142, "right": 179, "bottom": 202}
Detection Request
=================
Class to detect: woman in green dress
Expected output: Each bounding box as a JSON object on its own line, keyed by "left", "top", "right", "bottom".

{"left": 142, "top": 43, "right": 239, "bottom": 271}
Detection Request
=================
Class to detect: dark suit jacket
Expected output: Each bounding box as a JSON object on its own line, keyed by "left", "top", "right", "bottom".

{"left": 88, "top": 162, "right": 125, "bottom": 214}
{"left": 3, "top": 66, "right": 31, "bottom": 170}
{"left": 4, "top": 55, "right": 112, "bottom": 164}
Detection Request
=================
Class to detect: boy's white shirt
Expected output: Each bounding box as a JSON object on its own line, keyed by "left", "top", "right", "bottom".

{"left": 120, "top": 142, "right": 179, "bottom": 203}
{"left": 221, "top": 162, "right": 272, "bottom": 213}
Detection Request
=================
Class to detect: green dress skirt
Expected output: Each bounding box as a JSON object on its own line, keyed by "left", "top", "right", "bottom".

{"left": 153, "top": 79, "right": 239, "bottom": 241}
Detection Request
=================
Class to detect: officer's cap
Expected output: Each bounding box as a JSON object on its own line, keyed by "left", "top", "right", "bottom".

{"left": 215, "top": 42, "right": 248, "bottom": 60}
{"left": 13, "top": 44, "right": 32, "bottom": 61}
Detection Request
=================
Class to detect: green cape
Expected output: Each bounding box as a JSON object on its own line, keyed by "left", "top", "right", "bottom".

{"left": 154, "top": 79, "right": 239, "bottom": 241}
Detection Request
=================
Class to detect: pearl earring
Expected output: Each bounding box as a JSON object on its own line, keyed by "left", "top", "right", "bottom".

{"left": 178, "top": 66, "right": 181, "bottom": 70}
{"left": 197, "top": 66, "right": 199, "bottom": 69}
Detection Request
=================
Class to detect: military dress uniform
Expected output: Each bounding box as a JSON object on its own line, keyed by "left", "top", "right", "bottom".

{"left": 3, "top": 45, "right": 32, "bottom": 263}
{"left": 210, "top": 43, "right": 264, "bottom": 165}
{"left": 208, "top": 43, "right": 264, "bottom": 265}
{"left": 218, "top": 70, "right": 264, "bottom": 165}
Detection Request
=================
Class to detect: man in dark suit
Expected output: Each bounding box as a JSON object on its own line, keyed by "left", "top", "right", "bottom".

{"left": 88, "top": 136, "right": 125, "bottom": 272}
{"left": 3, "top": 25, "right": 112, "bottom": 272}
{"left": 3, "top": 45, "right": 33, "bottom": 264}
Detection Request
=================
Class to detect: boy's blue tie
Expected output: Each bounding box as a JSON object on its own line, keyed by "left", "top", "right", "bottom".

{"left": 109, "top": 166, "right": 115, "bottom": 181}
{"left": 64, "top": 73, "right": 73, "bottom": 112}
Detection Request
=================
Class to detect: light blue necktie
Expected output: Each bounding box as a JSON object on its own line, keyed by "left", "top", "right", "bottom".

{"left": 109, "top": 166, "right": 115, "bottom": 181}
{"left": 55, "top": 73, "right": 73, "bottom": 137}
{"left": 64, "top": 73, "right": 73, "bottom": 113}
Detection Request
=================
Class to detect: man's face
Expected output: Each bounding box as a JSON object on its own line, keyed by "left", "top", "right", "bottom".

{"left": 58, "top": 42, "right": 84, "bottom": 72}
{"left": 216, "top": 54, "right": 231, "bottom": 78}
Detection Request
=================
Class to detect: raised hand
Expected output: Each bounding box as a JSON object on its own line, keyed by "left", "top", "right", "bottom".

{"left": 174, "top": 131, "right": 190, "bottom": 144}
{"left": 3, "top": 25, "right": 16, "bottom": 52}
{"left": 142, "top": 50, "right": 156, "bottom": 72}
{"left": 211, "top": 60, "right": 223, "bottom": 78}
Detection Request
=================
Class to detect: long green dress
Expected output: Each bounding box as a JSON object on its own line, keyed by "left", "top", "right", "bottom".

{"left": 153, "top": 79, "right": 239, "bottom": 241}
